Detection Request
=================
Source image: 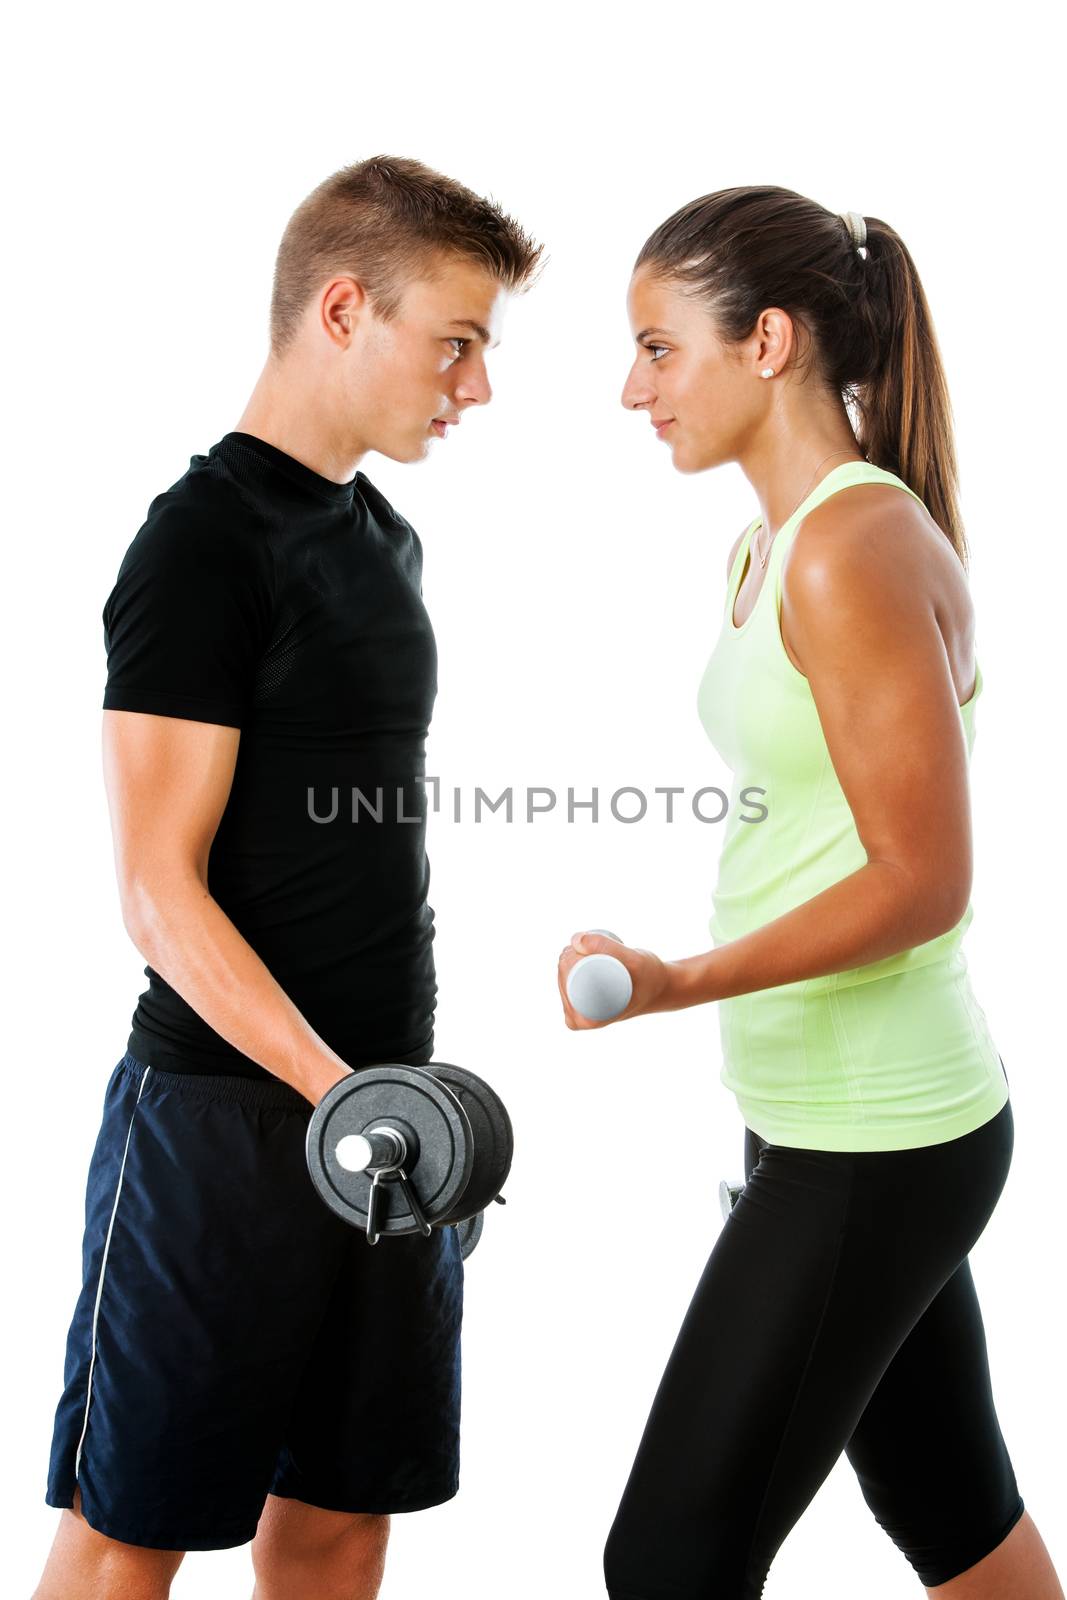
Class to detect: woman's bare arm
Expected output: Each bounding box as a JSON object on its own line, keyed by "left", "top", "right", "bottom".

{"left": 672, "top": 493, "right": 973, "bottom": 1005}
{"left": 558, "top": 495, "right": 975, "bottom": 1026}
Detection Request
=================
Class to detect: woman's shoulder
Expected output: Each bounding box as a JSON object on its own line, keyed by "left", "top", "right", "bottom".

{"left": 779, "top": 481, "right": 973, "bottom": 697}
{"left": 782, "top": 482, "right": 952, "bottom": 602}
{"left": 795, "top": 478, "right": 934, "bottom": 553}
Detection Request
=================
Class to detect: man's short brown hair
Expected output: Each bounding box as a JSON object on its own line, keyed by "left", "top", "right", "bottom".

{"left": 270, "top": 154, "right": 545, "bottom": 358}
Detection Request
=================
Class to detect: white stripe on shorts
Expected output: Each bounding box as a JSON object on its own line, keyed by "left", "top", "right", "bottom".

{"left": 74, "top": 1064, "right": 153, "bottom": 1482}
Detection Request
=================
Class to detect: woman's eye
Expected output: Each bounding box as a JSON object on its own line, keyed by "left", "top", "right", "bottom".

{"left": 647, "top": 343, "right": 669, "bottom": 362}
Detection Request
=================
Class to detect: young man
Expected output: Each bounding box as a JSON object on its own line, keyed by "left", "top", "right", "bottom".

{"left": 35, "top": 155, "right": 543, "bottom": 1600}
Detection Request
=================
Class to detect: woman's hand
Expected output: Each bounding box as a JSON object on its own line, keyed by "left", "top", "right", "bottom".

{"left": 557, "top": 931, "right": 679, "bottom": 1030}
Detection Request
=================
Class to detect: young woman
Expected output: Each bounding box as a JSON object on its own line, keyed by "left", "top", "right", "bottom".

{"left": 557, "top": 188, "right": 1063, "bottom": 1599}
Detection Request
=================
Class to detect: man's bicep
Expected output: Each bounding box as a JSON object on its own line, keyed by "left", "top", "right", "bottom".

{"left": 102, "top": 709, "right": 241, "bottom": 920}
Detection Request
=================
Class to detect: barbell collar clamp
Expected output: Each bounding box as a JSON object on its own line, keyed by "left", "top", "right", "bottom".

{"left": 366, "top": 1164, "right": 434, "bottom": 1246}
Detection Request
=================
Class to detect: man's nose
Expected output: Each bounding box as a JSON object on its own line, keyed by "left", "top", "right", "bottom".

{"left": 457, "top": 370, "right": 492, "bottom": 406}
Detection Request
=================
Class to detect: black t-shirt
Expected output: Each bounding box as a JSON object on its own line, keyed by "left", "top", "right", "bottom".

{"left": 102, "top": 431, "right": 438, "bottom": 1080}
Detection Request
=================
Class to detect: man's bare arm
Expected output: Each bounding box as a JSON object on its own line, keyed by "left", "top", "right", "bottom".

{"left": 102, "top": 709, "right": 353, "bottom": 1106}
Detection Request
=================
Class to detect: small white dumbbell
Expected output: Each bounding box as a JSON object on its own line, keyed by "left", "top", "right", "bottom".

{"left": 565, "top": 927, "right": 633, "bottom": 1022}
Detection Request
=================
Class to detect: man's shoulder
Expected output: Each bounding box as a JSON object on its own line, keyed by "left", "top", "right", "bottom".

{"left": 129, "top": 456, "right": 274, "bottom": 569}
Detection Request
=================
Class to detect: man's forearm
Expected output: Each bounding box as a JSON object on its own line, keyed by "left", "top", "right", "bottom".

{"left": 123, "top": 874, "right": 353, "bottom": 1105}
{"left": 668, "top": 861, "right": 961, "bottom": 1008}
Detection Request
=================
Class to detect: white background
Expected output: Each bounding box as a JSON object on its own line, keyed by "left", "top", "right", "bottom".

{"left": 5, "top": 2, "right": 1063, "bottom": 1595}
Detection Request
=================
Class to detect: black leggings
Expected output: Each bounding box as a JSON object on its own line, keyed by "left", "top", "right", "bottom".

{"left": 604, "top": 1093, "right": 1024, "bottom": 1598}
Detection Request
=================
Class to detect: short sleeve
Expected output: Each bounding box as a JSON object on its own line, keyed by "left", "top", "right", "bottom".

{"left": 102, "top": 495, "right": 277, "bottom": 729}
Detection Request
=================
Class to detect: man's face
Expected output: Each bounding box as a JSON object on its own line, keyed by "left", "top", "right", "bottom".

{"left": 336, "top": 254, "right": 510, "bottom": 464}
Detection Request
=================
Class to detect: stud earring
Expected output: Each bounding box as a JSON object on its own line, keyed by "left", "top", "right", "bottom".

{"left": 760, "top": 367, "right": 775, "bottom": 378}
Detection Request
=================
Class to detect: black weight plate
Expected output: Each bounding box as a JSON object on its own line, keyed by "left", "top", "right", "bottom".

{"left": 306, "top": 1064, "right": 473, "bottom": 1236}
{"left": 453, "top": 1210, "right": 484, "bottom": 1260}
{"left": 429, "top": 1063, "right": 514, "bottom": 1225}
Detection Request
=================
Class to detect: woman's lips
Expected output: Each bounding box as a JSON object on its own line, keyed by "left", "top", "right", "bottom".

{"left": 654, "top": 420, "right": 674, "bottom": 438}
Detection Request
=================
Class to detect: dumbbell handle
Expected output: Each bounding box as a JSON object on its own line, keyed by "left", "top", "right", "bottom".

{"left": 346, "top": 1125, "right": 433, "bottom": 1245}
{"left": 335, "top": 1125, "right": 408, "bottom": 1174}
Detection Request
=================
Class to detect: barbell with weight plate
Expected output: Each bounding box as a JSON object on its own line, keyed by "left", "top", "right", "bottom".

{"left": 305, "top": 1061, "right": 513, "bottom": 1260}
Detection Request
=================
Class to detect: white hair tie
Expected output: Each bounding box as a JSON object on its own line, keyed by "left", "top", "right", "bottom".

{"left": 840, "top": 210, "right": 868, "bottom": 256}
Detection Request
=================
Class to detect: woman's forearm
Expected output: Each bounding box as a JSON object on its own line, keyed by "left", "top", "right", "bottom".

{"left": 667, "top": 861, "right": 963, "bottom": 1008}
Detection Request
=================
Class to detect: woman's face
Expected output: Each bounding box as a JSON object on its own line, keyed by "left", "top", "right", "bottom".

{"left": 622, "top": 266, "right": 771, "bottom": 474}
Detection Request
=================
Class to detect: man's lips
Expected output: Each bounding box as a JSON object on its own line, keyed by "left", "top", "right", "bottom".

{"left": 430, "top": 416, "right": 461, "bottom": 437}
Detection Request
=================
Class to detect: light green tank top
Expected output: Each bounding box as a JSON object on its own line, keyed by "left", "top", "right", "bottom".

{"left": 696, "top": 460, "right": 1008, "bottom": 1151}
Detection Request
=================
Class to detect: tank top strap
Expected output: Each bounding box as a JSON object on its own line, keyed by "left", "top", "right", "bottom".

{"left": 724, "top": 515, "right": 763, "bottom": 617}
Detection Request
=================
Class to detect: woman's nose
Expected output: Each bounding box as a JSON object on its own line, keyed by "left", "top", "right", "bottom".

{"left": 621, "top": 370, "right": 652, "bottom": 410}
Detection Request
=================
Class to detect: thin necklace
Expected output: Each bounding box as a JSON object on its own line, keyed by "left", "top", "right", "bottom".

{"left": 752, "top": 449, "right": 863, "bottom": 568}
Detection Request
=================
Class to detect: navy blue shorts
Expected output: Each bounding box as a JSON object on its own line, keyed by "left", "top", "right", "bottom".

{"left": 45, "top": 1051, "right": 464, "bottom": 1551}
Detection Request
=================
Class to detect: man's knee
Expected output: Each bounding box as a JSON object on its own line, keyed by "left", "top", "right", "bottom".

{"left": 251, "top": 1494, "right": 390, "bottom": 1574}
{"left": 33, "top": 1487, "right": 186, "bottom": 1600}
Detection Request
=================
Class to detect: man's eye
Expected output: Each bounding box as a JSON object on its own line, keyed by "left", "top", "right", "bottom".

{"left": 448, "top": 337, "right": 470, "bottom": 356}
